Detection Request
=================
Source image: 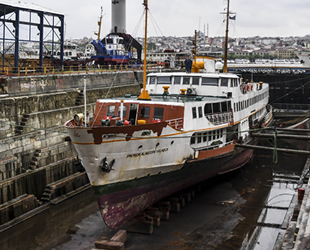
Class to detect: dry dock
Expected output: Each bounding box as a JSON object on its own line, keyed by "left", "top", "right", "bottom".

{"left": 0, "top": 70, "right": 144, "bottom": 232}
{"left": 1, "top": 70, "right": 310, "bottom": 249}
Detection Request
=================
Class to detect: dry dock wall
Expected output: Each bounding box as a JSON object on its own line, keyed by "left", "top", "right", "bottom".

{"left": 0, "top": 70, "right": 143, "bottom": 227}
{"left": 0, "top": 71, "right": 142, "bottom": 137}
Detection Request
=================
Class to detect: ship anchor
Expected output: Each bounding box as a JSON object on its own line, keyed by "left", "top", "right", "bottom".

{"left": 99, "top": 157, "right": 115, "bottom": 173}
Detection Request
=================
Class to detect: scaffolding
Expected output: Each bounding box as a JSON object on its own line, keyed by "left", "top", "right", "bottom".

{"left": 0, "top": 1, "right": 64, "bottom": 71}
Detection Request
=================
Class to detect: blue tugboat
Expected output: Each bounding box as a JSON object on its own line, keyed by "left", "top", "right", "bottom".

{"left": 91, "top": 5, "right": 141, "bottom": 65}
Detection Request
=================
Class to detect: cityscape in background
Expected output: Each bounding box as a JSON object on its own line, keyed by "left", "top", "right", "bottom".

{"left": 51, "top": 33, "right": 310, "bottom": 62}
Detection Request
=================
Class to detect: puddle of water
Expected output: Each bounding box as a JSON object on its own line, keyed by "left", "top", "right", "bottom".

{"left": 242, "top": 141, "right": 309, "bottom": 250}
{"left": 266, "top": 182, "right": 296, "bottom": 208}
{"left": 253, "top": 227, "right": 284, "bottom": 250}
{"left": 258, "top": 208, "right": 287, "bottom": 225}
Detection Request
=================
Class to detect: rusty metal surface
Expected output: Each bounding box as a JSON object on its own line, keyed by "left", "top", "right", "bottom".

{"left": 87, "top": 121, "right": 168, "bottom": 143}
{"left": 96, "top": 148, "right": 255, "bottom": 229}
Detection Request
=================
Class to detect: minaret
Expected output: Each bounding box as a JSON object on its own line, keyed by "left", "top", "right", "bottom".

{"left": 111, "top": 0, "right": 126, "bottom": 33}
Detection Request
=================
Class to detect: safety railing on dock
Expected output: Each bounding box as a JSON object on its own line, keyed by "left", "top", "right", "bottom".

{"left": 0, "top": 64, "right": 169, "bottom": 77}
{"left": 273, "top": 103, "right": 310, "bottom": 111}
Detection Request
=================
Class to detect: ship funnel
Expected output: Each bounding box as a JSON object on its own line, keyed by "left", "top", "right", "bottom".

{"left": 111, "top": 0, "right": 126, "bottom": 33}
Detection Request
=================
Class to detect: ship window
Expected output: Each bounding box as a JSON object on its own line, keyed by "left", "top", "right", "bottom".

{"left": 203, "top": 132, "right": 207, "bottom": 142}
{"left": 202, "top": 77, "right": 219, "bottom": 86}
{"left": 192, "top": 107, "right": 197, "bottom": 119}
{"left": 197, "top": 133, "right": 202, "bottom": 143}
{"left": 149, "top": 76, "right": 156, "bottom": 84}
{"left": 221, "top": 78, "right": 228, "bottom": 87}
{"left": 191, "top": 134, "right": 196, "bottom": 144}
{"left": 107, "top": 105, "right": 116, "bottom": 116}
{"left": 204, "top": 103, "right": 212, "bottom": 115}
{"left": 174, "top": 76, "right": 181, "bottom": 85}
{"left": 192, "top": 77, "right": 200, "bottom": 85}
{"left": 140, "top": 106, "right": 150, "bottom": 118}
{"left": 230, "top": 78, "right": 235, "bottom": 87}
{"left": 183, "top": 77, "right": 190, "bottom": 85}
{"left": 149, "top": 76, "right": 156, "bottom": 85}
{"left": 213, "top": 103, "right": 221, "bottom": 113}
{"left": 217, "top": 130, "right": 220, "bottom": 139}
{"left": 227, "top": 101, "right": 231, "bottom": 111}
{"left": 222, "top": 102, "right": 228, "bottom": 112}
{"left": 208, "top": 132, "right": 212, "bottom": 141}
{"left": 213, "top": 131, "right": 216, "bottom": 140}
{"left": 157, "top": 76, "right": 171, "bottom": 84}
{"left": 198, "top": 106, "right": 203, "bottom": 118}
{"left": 154, "top": 107, "right": 164, "bottom": 120}
{"left": 117, "top": 106, "right": 127, "bottom": 118}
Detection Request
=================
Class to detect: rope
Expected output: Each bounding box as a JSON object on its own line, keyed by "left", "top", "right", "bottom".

{"left": 273, "top": 127, "right": 278, "bottom": 163}
{"left": 148, "top": 10, "right": 164, "bottom": 37}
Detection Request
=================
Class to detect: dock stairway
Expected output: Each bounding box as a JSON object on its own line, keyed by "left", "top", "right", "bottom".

{"left": 15, "top": 114, "right": 30, "bottom": 135}
{"left": 75, "top": 89, "right": 84, "bottom": 105}
{"left": 40, "top": 172, "right": 90, "bottom": 204}
{"left": 29, "top": 149, "right": 42, "bottom": 170}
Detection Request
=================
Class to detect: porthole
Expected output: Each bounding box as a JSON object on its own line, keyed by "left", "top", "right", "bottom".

{"left": 171, "top": 141, "right": 174, "bottom": 145}
{"left": 138, "top": 145, "right": 143, "bottom": 150}
{"left": 156, "top": 143, "right": 160, "bottom": 147}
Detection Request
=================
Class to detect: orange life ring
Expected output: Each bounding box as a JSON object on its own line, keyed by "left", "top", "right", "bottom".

{"left": 251, "top": 84, "right": 253, "bottom": 90}
{"left": 247, "top": 85, "right": 250, "bottom": 91}
{"left": 242, "top": 85, "right": 245, "bottom": 93}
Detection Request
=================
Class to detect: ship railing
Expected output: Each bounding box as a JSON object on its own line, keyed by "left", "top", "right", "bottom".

{"left": 0, "top": 63, "right": 169, "bottom": 77}
{"left": 273, "top": 103, "right": 310, "bottom": 111}
{"left": 206, "top": 111, "right": 233, "bottom": 125}
{"left": 166, "top": 117, "right": 183, "bottom": 129}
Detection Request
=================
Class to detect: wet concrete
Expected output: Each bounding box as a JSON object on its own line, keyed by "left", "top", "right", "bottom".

{"left": 0, "top": 139, "right": 308, "bottom": 250}
{"left": 0, "top": 188, "right": 99, "bottom": 250}
{"left": 52, "top": 160, "right": 275, "bottom": 250}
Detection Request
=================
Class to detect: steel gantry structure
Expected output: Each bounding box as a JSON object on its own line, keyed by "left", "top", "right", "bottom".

{"left": 0, "top": 1, "right": 65, "bottom": 71}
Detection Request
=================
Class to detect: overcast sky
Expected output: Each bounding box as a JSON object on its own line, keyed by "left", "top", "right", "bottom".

{"left": 26, "top": 0, "right": 310, "bottom": 39}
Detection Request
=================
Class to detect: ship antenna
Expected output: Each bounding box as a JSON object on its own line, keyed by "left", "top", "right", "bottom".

{"left": 138, "top": 0, "right": 151, "bottom": 100}
{"left": 223, "top": 0, "right": 230, "bottom": 73}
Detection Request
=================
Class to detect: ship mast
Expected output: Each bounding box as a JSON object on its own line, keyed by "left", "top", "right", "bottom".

{"left": 95, "top": 7, "right": 103, "bottom": 41}
{"left": 138, "top": 0, "right": 151, "bottom": 100}
{"left": 223, "top": 0, "right": 230, "bottom": 73}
